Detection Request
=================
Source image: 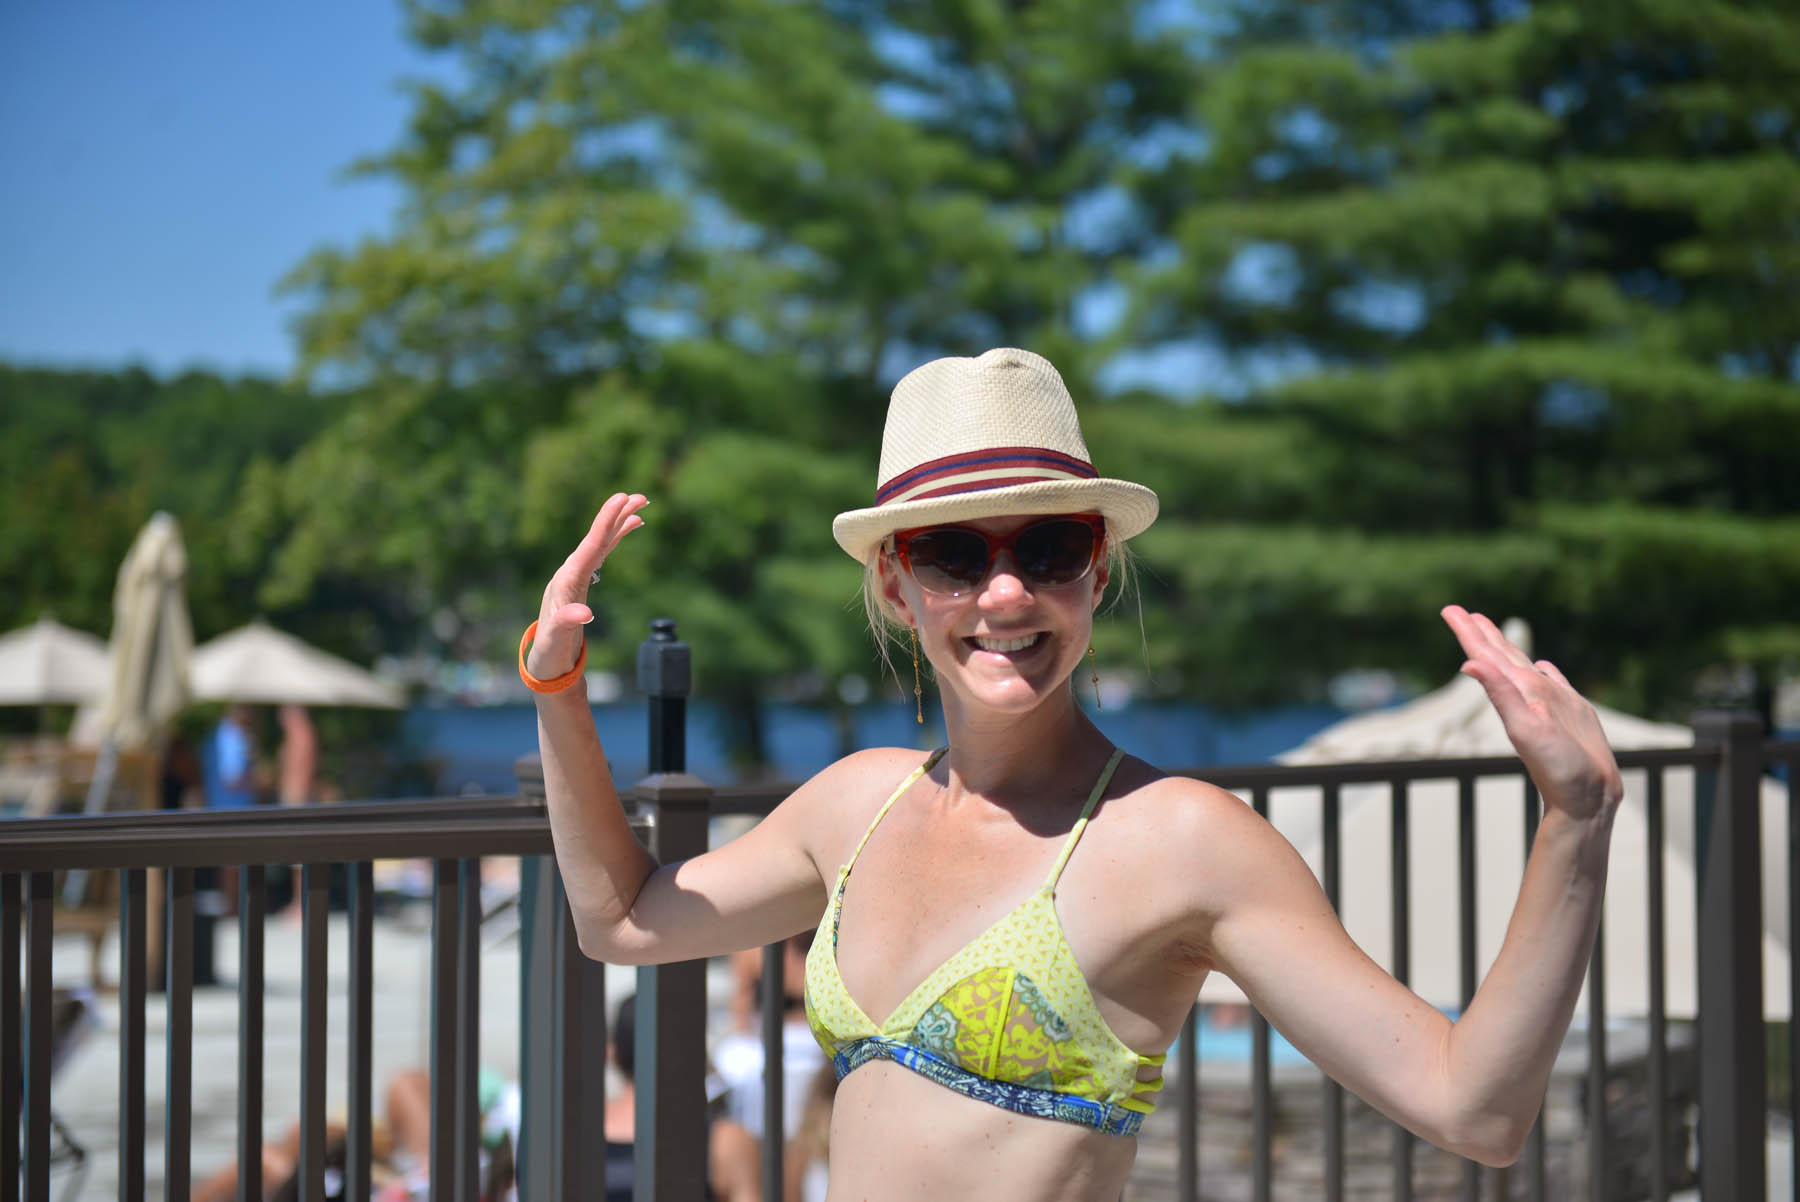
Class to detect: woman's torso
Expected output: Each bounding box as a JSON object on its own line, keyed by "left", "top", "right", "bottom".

{"left": 803, "top": 746, "right": 1209, "bottom": 1200}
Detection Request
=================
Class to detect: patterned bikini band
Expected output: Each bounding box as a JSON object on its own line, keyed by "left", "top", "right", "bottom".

{"left": 830, "top": 1036, "right": 1146, "bottom": 1138}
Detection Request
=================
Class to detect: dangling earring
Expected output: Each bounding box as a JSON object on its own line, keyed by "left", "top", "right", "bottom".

{"left": 1088, "top": 646, "right": 1101, "bottom": 711}
{"left": 911, "top": 627, "right": 924, "bottom": 724}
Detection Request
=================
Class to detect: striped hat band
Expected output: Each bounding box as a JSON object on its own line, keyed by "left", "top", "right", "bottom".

{"left": 875, "top": 446, "right": 1099, "bottom": 507}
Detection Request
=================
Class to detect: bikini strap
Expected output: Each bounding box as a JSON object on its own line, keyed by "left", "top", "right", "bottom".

{"left": 1045, "top": 747, "right": 1126, "bottom": 890}
{"left": 843, "top": 747, "right": 947, "bottom": 873}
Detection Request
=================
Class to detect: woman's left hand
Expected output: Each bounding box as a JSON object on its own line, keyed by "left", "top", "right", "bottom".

{"left": 1441, "top": 605, "right": 1624, "bottom": 822}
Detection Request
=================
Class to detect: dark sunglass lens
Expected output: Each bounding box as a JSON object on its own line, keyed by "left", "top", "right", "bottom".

{"left": 907, "top": 529, "right": 990, "bottom": 591}
{"left": 1016, "top": 520, "right": 1096, "bottom": 585}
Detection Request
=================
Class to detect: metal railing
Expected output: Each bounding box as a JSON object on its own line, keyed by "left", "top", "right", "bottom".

{"left": 5, "top": 617, "right": 1795, "bottom": 1202}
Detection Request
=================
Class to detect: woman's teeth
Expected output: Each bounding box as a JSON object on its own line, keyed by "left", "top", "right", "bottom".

{"left": 973, "top": 633, "right": 1041, "bottom": 653}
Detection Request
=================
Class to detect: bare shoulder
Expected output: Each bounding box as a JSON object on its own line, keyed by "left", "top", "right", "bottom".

{"left": 774, "top": 745, "right": 940, "bottom": 855}
{"left": 1096, "top": 757, "right": 1301, "bottom": 904}
{"left": 789, "top": 745, "right": 938, "bottom": 807}
{"left": 1103, "top": 756, "right": 1256, "bottom": 833}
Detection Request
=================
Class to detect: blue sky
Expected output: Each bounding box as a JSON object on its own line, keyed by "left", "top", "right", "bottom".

{"left": 0, "top": 0, "right": 441, "bottom": 377}
{"left": 0, "top": 1, "right": 1258, "bottom": 395}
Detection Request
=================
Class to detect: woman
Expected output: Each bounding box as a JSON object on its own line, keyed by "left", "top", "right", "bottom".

{"left": 523, "top": 348, "right": 1622, "bottom": 1199}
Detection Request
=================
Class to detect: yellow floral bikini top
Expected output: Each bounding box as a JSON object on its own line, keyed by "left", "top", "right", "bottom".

{"left": 803, "top": 747, "right": 1165, "bottom": 1136}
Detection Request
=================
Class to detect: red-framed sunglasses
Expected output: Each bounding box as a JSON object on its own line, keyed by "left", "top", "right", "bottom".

{"left": 891, "top": 514, "right": 1106, "bottom": 597}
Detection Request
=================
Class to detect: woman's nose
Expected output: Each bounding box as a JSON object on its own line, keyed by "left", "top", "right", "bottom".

{"left": 979, "top": 550, "right": 1032, "bottom": 606}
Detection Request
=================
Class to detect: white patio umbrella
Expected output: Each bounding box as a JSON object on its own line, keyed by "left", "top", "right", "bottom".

{"left": 0, "top": 616, "right": 111, "bottom": 705}
{"left": 192, "top": 620, "right": 403, "bottom": 709}
{"left": 1200, "top": 619, "right": 1791, "bottom": 1019}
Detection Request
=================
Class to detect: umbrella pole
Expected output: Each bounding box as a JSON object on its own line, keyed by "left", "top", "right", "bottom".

{"left": 62, "top": 738, "right": 122, "bottom": 906}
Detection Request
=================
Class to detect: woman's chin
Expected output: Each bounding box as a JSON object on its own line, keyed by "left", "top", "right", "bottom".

{"left": 947, "top": 669, "right": 1072, "bottom": 716}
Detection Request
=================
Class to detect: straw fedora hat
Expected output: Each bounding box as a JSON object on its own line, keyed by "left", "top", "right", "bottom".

{"left": 832, "top": 348, "right": 1160, "bottom": 564}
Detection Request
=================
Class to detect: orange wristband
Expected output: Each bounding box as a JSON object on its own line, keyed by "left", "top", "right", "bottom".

{"left": 519, "top": 620, "right": 587, "bottom": 694}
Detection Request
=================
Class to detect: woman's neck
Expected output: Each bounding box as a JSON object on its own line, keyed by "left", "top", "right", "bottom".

{"left": 937, "top": 687, "right": 1111, "bottom": 804}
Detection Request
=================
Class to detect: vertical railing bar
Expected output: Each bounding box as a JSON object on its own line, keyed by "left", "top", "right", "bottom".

{"left": 236, "top": 865, "right": 266, "bottom": 1202}
{"left": 1524, "top": 777, "right": 1541, "bottom": 849}
{"left": 1391, "top": 781, "right": 1413, "bottom": 1202}
{"left": 165, "top": 865, "right": 195, "bottom": 1202}
{"left": 550, "top": 861, "right": 610, "bottom": 1200}
{"left": 455, "top": 858, "right": 482, "bottom": 1202}
{"left": 1251, "top": 1007, "right": 1271, "bottom": 1202}
{"left": 1178, "top": 1004, "right": 1198, "bottom": 1202}
{"left": 760, "top": 941, "right": 786, "bottom": 1202}
{"left": 1646, "top": 768, "right": 1667, "bottom": 1202}
{"left": 121, "top": 867, "right": 148, "bottom": 1202}
{"left": 429, "top": 858, "right": 459, "bottom": 1201}
{"left": 1251, "top": 786, "right": 1272, "bottom": 1202}
{"left": 2, "top": 873, "right": 21, "bottom": 1202}
{"left": 551, "top": 875, "right": 572, "bottom": 1200}
{"left": 1321, "top": 781, "right": 1344, "bottom": 1202}
{"left": 347, "top": 861, "right": 376, "bottom": 1202}
{"left": 1789, "top": 753, "right": 1800, "bottom": 1202}
{"left": 1693, "top": 713, "right": 1767, "bottom": 1202}
{"left": 1457, "top": 774, "right": 1479, "bottom": 1001}
{"left": 1457, "top": 774, "right": 1480, "bottom": 1202}
{"left": 298, "top": 864, "right": 329, "bottom": 1202}
{"left": 23, "top": 873, "right": 53, "bottom": 1202}
{"left": 551, "top": 872, "right": 575, "bottom": 1200}
{"left": 1778, "top": 752, "right": 1792, "bottom": 1202}
{"left": 1587, "top": 916, "right": 1608, "bottom": 1202}
{"left": 1522, "top": 776, "right": 1546, "bottom": 1202}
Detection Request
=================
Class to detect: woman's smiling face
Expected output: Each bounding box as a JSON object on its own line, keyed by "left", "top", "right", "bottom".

{"left": 881, "top": 513, "right": 1108, "bottom": 715}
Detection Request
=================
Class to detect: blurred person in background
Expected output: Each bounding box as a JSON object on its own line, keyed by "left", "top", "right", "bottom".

{"left": 606, "top": 993, "right": 762, "bottom": 1202}
{"left": 204, "top": 703, "right": 258, "bottom": 810}
{"left": 278, "top": 703, "right": 318, "bottom": 806}
{"left": 717, "top": 932, "right": 826, "bottom": 1143}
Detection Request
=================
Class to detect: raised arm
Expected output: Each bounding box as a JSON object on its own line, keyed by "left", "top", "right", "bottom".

{"left": 1199, "top": 605, "right": 1623, "bottom": 1165}
{"left": 529, "top": 493, "right": 826, "bottom": 964}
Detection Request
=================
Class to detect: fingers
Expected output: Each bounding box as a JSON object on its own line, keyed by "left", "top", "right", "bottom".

{"left": 1459, "top": 654, "right": 1531, "bottom": 716}
{"left": 1446, "top": 605, "right": 1560, "bottom": 719}
{"left": 1441, "top": 605, "right": 1535, "bottom": 673}
{"left": 577, "top": 493, "right": 649, "bottom": 560}
{"left": 603, "top": 512, "right": 646, "bottom": 557}
{"left": 557, "top": 493, "right": 649, "bottom": 589}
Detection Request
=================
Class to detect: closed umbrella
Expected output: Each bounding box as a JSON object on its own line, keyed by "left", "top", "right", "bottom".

{"left": 0, "top": 616, "right": 111, "bottom": 705}
{"left": 192, "top": 620, "right": 403, "bottom": 709}
{"left": 89, "top": 512, "right": 195, "bottom": 750}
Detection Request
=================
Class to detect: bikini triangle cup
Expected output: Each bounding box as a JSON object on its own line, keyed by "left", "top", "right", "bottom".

{"left": 802, "top": 747, "right": 1166, "bottom": 1136}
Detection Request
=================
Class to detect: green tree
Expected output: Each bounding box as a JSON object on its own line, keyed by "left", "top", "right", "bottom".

{"left": 274, "top": 0, "right": 1208, "bottom": 763}
{"left": 0, "top": 365, "right": 346, "bottom": 643}
{"left": 1127, "top": 0, "right": 1800, "bottom": 718}
{"left": 259, "top": 0, "right": 1800, "bottom": 760}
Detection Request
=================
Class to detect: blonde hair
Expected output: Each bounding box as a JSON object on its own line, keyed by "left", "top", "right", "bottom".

{"left": 857, "top": 522, "right": 1140, "bottom": 695}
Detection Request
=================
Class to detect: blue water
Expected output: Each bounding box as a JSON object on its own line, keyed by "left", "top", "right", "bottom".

{"left": 405, "top": 699, "right": 1344, "bottom": 796}
{"left": 1185, "top": 1010, "right": 1312, "bottom": 1068}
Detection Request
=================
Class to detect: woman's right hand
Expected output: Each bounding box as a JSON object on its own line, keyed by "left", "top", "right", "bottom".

{"left": 527, "top": 492, "right": 649, "bottom": 679}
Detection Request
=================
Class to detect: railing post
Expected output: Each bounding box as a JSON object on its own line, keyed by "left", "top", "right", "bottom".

{"left": 634, "top": 619, "right": 709, "bottom": 1202}
{"left": 1693, "top": 710, "right": 1767, "bottom": 1202}
{"left": 516, "top": 759, "right": 611, "bottom": 1201}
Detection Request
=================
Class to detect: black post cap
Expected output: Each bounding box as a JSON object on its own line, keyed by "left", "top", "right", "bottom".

{"left": 636, "top": 618, "right": 691, "bottom": 699}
